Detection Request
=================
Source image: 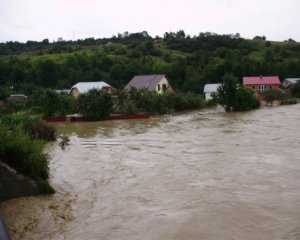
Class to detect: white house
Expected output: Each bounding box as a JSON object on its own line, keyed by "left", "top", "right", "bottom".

{"left": 203, "top": 84, "right": 221, "bottom": 101}
{"left": 70, "top": 82, "right": 113, "bottom": 98}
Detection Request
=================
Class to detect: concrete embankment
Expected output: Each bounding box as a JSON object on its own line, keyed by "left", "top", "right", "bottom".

{"left": 0, "top": 214, "right": 10, "bottom": 240}
{"left": 0, "top": 161, "right": 46, "bottom": 202}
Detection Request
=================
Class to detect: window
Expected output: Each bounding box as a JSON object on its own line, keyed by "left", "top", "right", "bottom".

{"left": 162, "top": 84, "right": 167, "bottom": 93}
{"left": 259, "top": 85, "right": 265, "bottom": 92}
{"left": 157, "top": 84, "right": 160, "bottom": 91}
{"left": 252, "top": 86, "right": 255, "bottom": 90}
{"left": 269, "top": 85, "right": 272, "bottom": 90}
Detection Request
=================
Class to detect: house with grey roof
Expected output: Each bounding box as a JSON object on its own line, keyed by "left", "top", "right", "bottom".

{"left": 7, "top": 94, "right": 28, "bottom": 105}
{"left": 124, "top": 74, "right": 174, "bottom": 94}
{"left": 203, "top": 83, "right": 221, "bottom": 101}
{"left": 282, "top": 78, "right": 300, "bottom": 93}
{"left": 70, "top": 82, "right": 113, "bottom": 98}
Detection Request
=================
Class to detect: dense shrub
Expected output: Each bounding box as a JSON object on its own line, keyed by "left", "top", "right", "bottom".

{"left": 123, "top": 89, "right": 204, "bottom": 114}
{"left": 0, "top": 114, "right": 36, "bottom": 128}
{"left": 0, "top": 86, "right": 10, "bottom": 100}
{"left": 121, "top": 99, "right": 137, "bottom": 115}
{"left": 261, "top": 90, "right": 285, "bottom": 103}
{"left": 0, "top": 123, "right": 50, "bottom": 180}
{"left": 25, "top": 119, "right": 56, "bottom": 141}
{"left": 113, "top": 90, "right": 137, "bottom": 114}
{"left": 0, "top": 101, "right": 25, "bottom": 114}
{"left": 0, "top": 114, "right": 56, "bottom": 141}
{"left": 215, "top": 74, "right": 260, "bottom": 112}
{"left": 291, "top": 82, "right": 300, "bottom": 98}
{"left": 168, "top": 92, "right": 204, "bottom": 111}
{"left": 281, "top": 98, "right": 298, "bottom": 105}
{"left": 30, "top": 89, "right": 76, "bottom": 117}
{"left": 138, "top": 91, "right": 169, "bottom": 114}
{"left": 232, "top": 87, "right": 260, "bottom": 111}
{"left": 78, "top": 89, "right": 113, "bottom": 120}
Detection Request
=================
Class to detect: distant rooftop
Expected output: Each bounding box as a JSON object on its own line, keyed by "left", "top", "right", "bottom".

{"left": 7, "top": 94, "right": 28, "bottom": 104}
{"left": 243, "top": 76, "right": 280, "bottom": 85}
{"left": 284, "top": 78, "right": 300, "bottom": 84}
{"left": 70, "top": 82, "right": 112, "bottom": 94}
{"left": 204, "top": 84, "right": 221, "bottom": 93}
{"left": 124, "top": 74, "right": 167, "bottom": 91}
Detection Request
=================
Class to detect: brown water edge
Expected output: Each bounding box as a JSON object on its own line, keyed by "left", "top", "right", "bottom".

{"left": 1, "top": 105, "right": 300, "bottom": 240}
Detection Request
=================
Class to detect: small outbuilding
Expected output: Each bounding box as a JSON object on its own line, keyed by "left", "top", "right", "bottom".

{"left": 70, "top": 82, "right": 113, "bottom": 98}
{"left": 282, "top": 78, "right": 300, "bottom": 93}
{"left": 203, "top": 84, "right": 221, "bottom": 101}
{"left": 124, "top": 74, "right": 174, "bottom": 94}
{"left": 7, "top": 94, "right": 28, "bottom": 105}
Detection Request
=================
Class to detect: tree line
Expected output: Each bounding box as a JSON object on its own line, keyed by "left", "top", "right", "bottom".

{"left": 1, "top": 31, "right": 300, "bottom": 95}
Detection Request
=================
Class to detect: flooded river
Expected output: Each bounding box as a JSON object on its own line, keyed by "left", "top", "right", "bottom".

{"left": 1, "top": 104, "right": 300, "bottom": 240}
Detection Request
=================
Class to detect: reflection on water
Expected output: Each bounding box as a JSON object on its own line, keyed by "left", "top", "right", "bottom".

{"left": 1, "top": 105, "right": 300, "bottom": 240}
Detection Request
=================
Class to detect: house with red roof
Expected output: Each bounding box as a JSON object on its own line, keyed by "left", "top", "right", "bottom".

{"left": 243, "top": 76, "right": 281, "bottom": 96}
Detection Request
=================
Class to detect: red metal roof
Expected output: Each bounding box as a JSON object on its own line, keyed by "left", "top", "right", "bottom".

{"left": 243, "top": 76, "right": 281, "bottom": 85}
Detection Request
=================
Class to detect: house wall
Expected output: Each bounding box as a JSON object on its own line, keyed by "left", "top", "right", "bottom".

{"left": 156, "top": 77, "right": 174, "bottom": 94}
{"left": 244, "top": 84, "right": 280, "bottom": 94}
{"left": 283, "top": 80, "right": 291, "bottom": 88}
{"left": 205, "top": 92, "right": 213, "bottom": 101}
{"left": 70, "top": 88, "right": 80, "bottom": 98}
{"left": 70, "top": 87, "right": 113, "bottom": 98}
{"left": 244, "top": 84, "right": 280, "bottom": 100}
{"left": 102, "top": 87, "right": 113, "bottom": 94}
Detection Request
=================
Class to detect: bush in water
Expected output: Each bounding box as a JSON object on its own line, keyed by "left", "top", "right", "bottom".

{"left": 77, "top": 89, "right": 113, "bottom": 120}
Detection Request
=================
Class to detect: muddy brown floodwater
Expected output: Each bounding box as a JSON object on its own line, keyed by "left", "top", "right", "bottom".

{"left": 1, "top": 104, "right": 300, "bottom": 240}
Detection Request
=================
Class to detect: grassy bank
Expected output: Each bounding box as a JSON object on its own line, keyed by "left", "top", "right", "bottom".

{"left": 0, "top": 114, "right": 56, "bottom": 194}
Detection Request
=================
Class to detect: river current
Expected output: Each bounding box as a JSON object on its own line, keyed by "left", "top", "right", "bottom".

{"left": 1, "top": 104, "right": 300, "bottom": 240}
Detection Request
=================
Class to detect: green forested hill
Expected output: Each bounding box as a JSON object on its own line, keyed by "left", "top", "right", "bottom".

{"left": 1, "top": 31, "right": 300, "bottom": 94}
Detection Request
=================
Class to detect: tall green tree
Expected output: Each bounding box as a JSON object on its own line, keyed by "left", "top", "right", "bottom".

{"left": 215, "top": 74, "right": 259, "bottom": 112}
{"left": 215, "top": 74, "right": 238, "bottom": 111}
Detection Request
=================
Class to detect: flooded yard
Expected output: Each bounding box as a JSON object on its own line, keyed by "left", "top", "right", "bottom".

{"left": 1, "top": 104, "right": 300, "bottom": 240}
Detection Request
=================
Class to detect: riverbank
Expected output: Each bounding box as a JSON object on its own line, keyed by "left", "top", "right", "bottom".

{"left": 0, "top": 161, "right": 49, "bottom": 202}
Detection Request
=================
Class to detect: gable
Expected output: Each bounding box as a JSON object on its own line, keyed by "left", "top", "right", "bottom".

{"left": 125, "top": 74, "right": 167, "bottom": 91}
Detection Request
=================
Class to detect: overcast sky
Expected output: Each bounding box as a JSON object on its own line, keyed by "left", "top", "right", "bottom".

{"left": 0, "top": 0, "right": 299, "bottom": 43}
